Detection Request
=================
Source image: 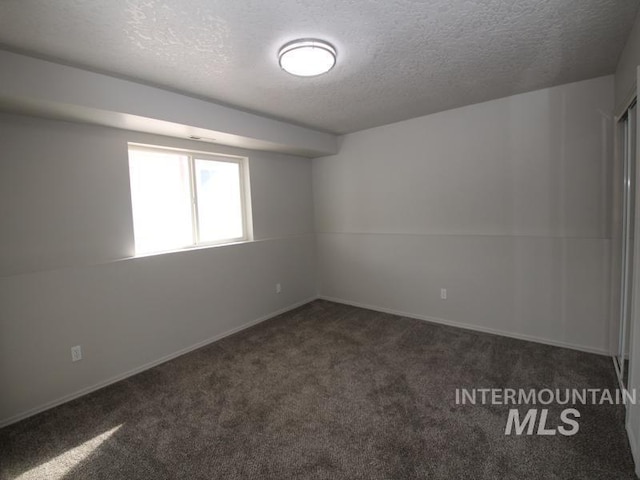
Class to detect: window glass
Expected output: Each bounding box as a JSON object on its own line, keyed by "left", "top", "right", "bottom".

{"left": 127, "top": 146, "right": 249, "bottom": 256}
{"left": 129, "top": 149, "right": 193, "bottom": 254}
{"left": 195, "top": 159, "right": 243, "bottom": 243}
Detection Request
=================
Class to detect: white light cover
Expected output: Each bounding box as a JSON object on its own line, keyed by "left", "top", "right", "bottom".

{"left": 278, "top": 39, "right": 336, "bottom": 77}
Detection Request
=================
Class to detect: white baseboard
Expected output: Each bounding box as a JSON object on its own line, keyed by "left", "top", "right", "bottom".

{"left": 0, "top": 296, "right": 318, "bottom": 429}
{"left": 319, "top": 295, "right": 609, "bottom": 356}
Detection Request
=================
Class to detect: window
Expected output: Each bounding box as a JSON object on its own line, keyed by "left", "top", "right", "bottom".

{"left": 128, "top": 145, "right": 251, "bottom": 255}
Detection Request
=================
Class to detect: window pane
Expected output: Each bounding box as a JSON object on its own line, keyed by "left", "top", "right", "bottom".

{"left": 194, "top": 159, "right": 244, "bottom": 243}
{"left": 128, "top": 149, "right": 193, "bottom": 254}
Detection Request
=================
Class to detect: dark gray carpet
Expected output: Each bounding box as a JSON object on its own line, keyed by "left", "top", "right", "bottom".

{"left": 0, "top": 300, "right": 636, "bottom": 479}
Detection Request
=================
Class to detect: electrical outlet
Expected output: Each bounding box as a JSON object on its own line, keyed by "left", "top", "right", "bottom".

{"left": 276, "top": 283, "right": 282, "bottom": 294}
{"left": 71, "top": 345, "right": 82, "bottom": 362}
{"left": 440, "top": 288, "right": 447, "bottom": 300}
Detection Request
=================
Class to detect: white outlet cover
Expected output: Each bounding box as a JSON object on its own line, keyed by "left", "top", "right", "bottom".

{"left": 71, "top": 345, "right": 82, "bottom": 362}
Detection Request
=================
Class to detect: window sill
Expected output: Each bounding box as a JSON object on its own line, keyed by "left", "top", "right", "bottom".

{"left": 132, "top": 238, "right": 252, "bottom": 259}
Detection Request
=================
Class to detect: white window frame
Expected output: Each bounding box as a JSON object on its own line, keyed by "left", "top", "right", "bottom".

{"left": 128, "top": 143, "right": 253, "bottom": 255}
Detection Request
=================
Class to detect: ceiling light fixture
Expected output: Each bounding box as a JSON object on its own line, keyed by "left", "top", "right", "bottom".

{"left": 278, "top": 39, "right": 336, "bottom": 77}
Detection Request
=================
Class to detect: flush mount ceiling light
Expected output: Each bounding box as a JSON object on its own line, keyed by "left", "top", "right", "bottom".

{"left": 278, "top": 39, "right": 336, "bottom": 77}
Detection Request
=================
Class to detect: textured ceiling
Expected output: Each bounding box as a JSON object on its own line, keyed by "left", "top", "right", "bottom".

{"left": 0, "top": 0, "right": 637, "bottom": 134}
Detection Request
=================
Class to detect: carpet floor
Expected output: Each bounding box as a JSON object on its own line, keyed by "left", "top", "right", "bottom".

{"left": 0, "top": 300, "right": 636, "bottom": 479}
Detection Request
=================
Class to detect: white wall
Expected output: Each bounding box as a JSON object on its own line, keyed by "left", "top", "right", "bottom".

{"left": 0, "top": 113, "right": 317, "bottom": 426}
{"left": 314, "top": 75, "right": 614, "bottom": 354}
{"left": 0, "top": 50, "right": 338, "bottom": 157}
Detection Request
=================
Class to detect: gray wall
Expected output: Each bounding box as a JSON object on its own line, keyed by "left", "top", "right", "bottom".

{"left": 313, "top": 75, "right": 614, "bottom": 354}
{"left": 615, "top": 16, "right": 640, "bottom": 473}
{"left": 615, "top": 9, "right": 640, "bottom": 466}
{"left": 0, "top": 74, "right": 618, "bottom": 427}
{"left": 616, "top": 10, "right": 640, "bottom": 114}
{"left": 610, "top": 10, "right": 640, "bottom": 358}
{"left": 0, "top": 113, "right": 317, "bottom": 425}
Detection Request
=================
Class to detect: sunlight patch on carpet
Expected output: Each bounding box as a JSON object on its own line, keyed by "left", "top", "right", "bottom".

{"left": 15, "top": 425, "right": 122, "bottom": 480}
